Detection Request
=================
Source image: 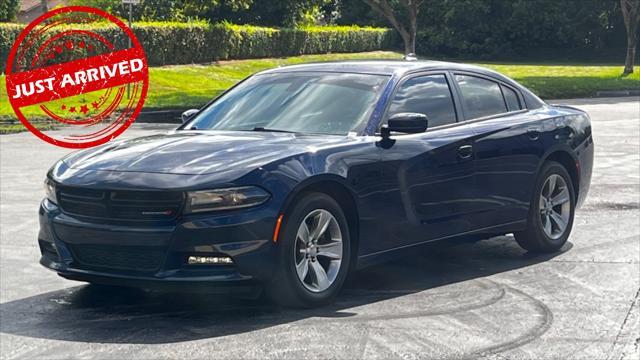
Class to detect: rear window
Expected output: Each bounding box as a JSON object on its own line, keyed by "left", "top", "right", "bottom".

{"left": 455, "top": 75, "right": 507, "bottom": 119}
{"left": 502, "top": 85, "right": 522, "bottom": 112}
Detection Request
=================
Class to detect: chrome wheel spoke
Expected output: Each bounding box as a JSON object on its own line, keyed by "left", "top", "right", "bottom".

{"left": 296, "top": 259, "right": 309, "bottom": 280}
{"left": 297, "top": 221, "right": 310, "bottom": 244}
{"left": 549, "top": 211, "right": 567, "bottom": 232}
{"left": 316, "top": 241, "right": 342, "bottom": 260}
{"left": 310, "top": 260, "right": 330, "bottom": 290}
{"left": 547, "top": 175, "right": 557, "bottom": 196}
{"left": 543, "top": 215, "right": 552, "bottom": 235}
{"left": 310, "top": 211, "right": 331, "bottom": 241}
{"left": 551, "top": 188, "right": 570, "bottom": 205}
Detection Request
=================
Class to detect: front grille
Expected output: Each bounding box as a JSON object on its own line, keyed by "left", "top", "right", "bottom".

{"left": 57, "top": 186, "right": 184, "bottom": 221}
{"left": 70, "top": 244, "right": 166, "bottom": 272}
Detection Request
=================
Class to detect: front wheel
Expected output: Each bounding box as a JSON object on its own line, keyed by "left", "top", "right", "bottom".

{"left": 515, "top": 161, "right": 576, "bottom": 253}
{"left": 266, "top": 192, "right": 350, "bottom": 308}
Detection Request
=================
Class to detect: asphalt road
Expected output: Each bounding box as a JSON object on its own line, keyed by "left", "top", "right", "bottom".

{"left": 1, "top": 97, "right": 638, "bottom": 359}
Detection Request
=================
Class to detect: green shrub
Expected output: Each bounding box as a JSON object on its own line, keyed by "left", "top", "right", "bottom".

{"left": 1, "top": 22, "right": 394, "bottom": 72}
{"left": 0, "top": 0, "right": 19, "bottom": 22}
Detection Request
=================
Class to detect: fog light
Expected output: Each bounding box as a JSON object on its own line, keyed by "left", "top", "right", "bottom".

{"left": 187, "top": 256, "right": 234, "bottom": 265}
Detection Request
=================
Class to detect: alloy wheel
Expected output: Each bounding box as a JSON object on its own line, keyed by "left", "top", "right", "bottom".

{"left": 294, "top": 209, "right": 343, "bottom": 293}
{"left": 539, "top": 174, "right": 571, "bottom": 240}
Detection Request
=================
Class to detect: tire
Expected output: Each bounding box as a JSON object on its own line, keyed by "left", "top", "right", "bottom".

{"left": 266, "top": 192, "right": 351, "bottom": 308}
{"left": 515, "top": 161, "right": 576, "bottom": 253}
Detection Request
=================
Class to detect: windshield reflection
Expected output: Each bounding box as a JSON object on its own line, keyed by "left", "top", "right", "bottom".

{"left": 186, "top": 72, "right": 390, "bottom": 135}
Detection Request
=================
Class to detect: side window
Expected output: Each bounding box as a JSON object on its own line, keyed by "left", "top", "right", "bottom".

{"left": 501, "top": 85, "right": 522, "bottom": 112}
{"left": 455, "top": 75, "right": 507, "bottom": 119}
{"left": 388, "top": 74, "right": 457, "bottom": 128}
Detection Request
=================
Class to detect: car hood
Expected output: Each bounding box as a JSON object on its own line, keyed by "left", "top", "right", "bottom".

{"left": 62, "top": 130, "right": 349, "bottom": 175}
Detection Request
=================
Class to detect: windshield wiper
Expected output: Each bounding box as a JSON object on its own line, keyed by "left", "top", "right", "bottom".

{"left": 251, "top": 127, "right": 298, "bottom": 134}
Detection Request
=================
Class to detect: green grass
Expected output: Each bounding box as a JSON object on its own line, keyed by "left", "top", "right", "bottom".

{"left": 1, "top": 51, "right": 638, "bottom": 131}
{"left": 480, "top": 63, "right": 640, "bottom": 99}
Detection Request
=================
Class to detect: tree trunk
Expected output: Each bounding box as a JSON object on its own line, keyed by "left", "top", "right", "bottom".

{"left": 406, "top": 31, "right": 416, "bottom": 55}
{"left": 407, "top": 6, "right": 417, "bottom": 54}
{"left": 621, "top": 0, "right": 640, "bottom": 75}
{"left": 362, "top": 0, "right": 422, "bottom": 55}
{"left": 624, "top": 34, "right": 637, "bottom": 75}
{"left": 401, "top": 32, "right": 415, "bottom": 55}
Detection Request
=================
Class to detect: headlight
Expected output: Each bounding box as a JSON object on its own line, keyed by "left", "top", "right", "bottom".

{"left": 184, "top": 186, "right": 270, "bottom": 213}
{"left": 44, "top": 178, "right": 57, "bottom": 204}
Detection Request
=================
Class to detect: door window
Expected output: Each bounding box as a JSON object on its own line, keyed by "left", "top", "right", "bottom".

{"left": 455, "top": 75, "right": 507, "bottom": 119}
{"left": 388, "top": 74, "right": 457, "bottom": 128}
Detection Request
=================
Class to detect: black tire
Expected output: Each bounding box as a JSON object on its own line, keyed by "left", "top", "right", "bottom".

{"left": 266, "top": 192, "right": 351, "bottom": 308}
{"left": 515, "top": 161, "right": 576, "bottom": 253}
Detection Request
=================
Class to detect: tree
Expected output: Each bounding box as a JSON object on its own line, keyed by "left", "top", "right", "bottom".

{"left": 218, "top": 0, "right": 330, "bottom": 27}
{"left": 40, "top": 0, "right": 49, "bottom": 14}
{"left": 362, "top": 0, "right": 423, "bottom": 55}
{"left": 69, "top": 0, "right": 252, "bottom": 21}
{"left": 621, "top": 0, "right": 640, "bottom": 75}
{"left": 0, "top": 0, "right": 19, "bottom": 22}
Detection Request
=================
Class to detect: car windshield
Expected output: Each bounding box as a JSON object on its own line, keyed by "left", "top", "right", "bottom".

{"left": 185, "top": 72, "right": 389, "bottom": 135}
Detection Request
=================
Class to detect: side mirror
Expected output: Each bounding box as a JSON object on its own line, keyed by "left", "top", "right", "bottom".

{"left": 181, "top": 109, "right": 199, "bottom": 123}
{"left": 382, "top": 112, "right": 428, "bottom": 138}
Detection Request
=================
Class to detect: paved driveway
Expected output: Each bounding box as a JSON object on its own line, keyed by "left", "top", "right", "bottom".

{"left": 1, "top": 97, "right": 638, "bottom": 359}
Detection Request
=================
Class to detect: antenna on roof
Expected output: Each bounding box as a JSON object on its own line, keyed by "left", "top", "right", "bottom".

{"left": 403, "top": 53, "right": 418, "bottom": 61}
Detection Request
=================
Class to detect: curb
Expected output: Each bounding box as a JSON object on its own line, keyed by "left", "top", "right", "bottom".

{"left": 595, "top": 90, "right": 640, "bottom": 97}
{"left": 136, "top": 109, "right": 188, "bottom": 124}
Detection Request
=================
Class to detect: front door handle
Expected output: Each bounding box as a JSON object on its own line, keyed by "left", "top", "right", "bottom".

{"left": 457, "top": 145, "right": 473, "bottom": 159}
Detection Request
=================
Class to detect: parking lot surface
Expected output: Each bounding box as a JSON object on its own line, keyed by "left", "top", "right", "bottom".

{"left": 1, "top": 97, "right": 638, "bottom": 359}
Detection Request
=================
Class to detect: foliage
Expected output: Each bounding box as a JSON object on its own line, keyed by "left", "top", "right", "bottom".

{"left": 0, "top": 22, "right": 394, "bottom": 72}
{"left": 340, "top": 0, "right": 631, "bottom": 61}
{"left": 69, "top": 0, "right": 253, "bottom": 21}
{"left": 69, "top": 0, "right": 335, "bottom": 25}
{"left": 212, "top": 0, "right": 336, "bottom": 27}
{"left": 0, "top": 0, "right": 19, "bottom": 22}
{"left": 0, "top": 23, "right": 22, "bottom": 71}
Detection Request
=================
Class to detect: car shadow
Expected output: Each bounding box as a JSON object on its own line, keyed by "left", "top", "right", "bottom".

{"left": 0, "top": 235, "right": 570, "bottom": 344}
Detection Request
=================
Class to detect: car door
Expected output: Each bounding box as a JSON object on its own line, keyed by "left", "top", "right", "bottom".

{"left": 369, "top": 73, "right": 480, "bottom": 254}
{"left": 453, "top": 73, "right": 545, "bottom": 229}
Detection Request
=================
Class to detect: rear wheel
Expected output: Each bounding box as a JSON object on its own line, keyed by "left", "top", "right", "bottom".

{"left": 267, "top": 192, "right": 350, "bottom": 308}
{"left": 515, "top": 161, "right": 575, "bottom": 253}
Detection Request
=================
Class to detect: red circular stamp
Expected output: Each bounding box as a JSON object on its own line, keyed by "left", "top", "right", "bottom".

{"left": 5, "top": 6, "right": 148, "bottom": 148}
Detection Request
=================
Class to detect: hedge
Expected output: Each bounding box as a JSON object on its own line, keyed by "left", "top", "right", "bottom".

{"left": 1, "top": 22, "right": 395, "bottom": 72}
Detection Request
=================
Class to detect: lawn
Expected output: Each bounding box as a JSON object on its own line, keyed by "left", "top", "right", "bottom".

{"left": 1, "top": 51, "right": 638, "bottom": 133}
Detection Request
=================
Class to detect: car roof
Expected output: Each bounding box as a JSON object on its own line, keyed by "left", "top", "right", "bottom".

{"left": 261, "top": 60, "right": 500, "bottom": 78}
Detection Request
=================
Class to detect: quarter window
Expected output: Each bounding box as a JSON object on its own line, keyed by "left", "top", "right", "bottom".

{"left": 388, "top": 74, "right": 457, "bottom": 128}
{"left": 502, "top": 85, "right": 522, "bottom": 112}
{"left": 455, "top": 75, "right": 507, "bottom": 119}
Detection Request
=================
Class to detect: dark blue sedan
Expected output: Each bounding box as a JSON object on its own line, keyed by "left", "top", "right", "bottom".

{"left": 39, "top": 60, "right": 594, "bottom": 307}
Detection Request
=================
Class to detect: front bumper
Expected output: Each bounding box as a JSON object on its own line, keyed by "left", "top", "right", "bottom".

{"left": 38, "top": 199, "right": 277, "bottom": 294}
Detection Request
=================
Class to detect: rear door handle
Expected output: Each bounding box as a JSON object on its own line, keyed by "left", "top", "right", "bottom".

{"left": 457, "top": 145, "right": 473, "bottom": 159}
{"left": 527, "top": 128, "right": 541, "bottom": 140}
